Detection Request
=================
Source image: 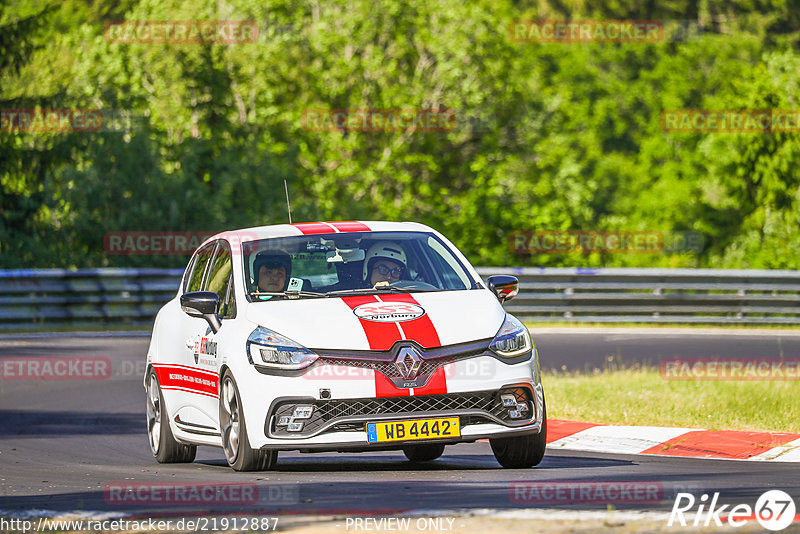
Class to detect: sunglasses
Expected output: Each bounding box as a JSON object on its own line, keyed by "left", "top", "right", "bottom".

{"left": 373, "top": 264, "right": 403, "bottom": 278}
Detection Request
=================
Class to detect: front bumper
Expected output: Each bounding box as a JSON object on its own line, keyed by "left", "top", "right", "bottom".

{"left": 237, "top": 341, "right": 543, "bottom": 450}
{"left": 257, "top": 383, "right": 544, "bottom": 451}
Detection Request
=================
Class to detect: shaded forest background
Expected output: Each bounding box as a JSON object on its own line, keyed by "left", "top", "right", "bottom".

{"left": 3, "top": 0, "right": 800, "bottom": 269}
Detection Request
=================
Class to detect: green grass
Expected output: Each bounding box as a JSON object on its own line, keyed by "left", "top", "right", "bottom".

{"left": 544, "top": 367, "right": 800, "bottom": 433}
{"left": 525, "top": 321, "right": 800, "bottom": 330}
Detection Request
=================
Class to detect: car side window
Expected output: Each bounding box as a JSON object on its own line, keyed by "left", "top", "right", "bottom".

{"left": 425, "top": 237, "right": 471, "bottom": 290}
{"left": 186, "top": 243, "right": 215, "bottom": 293}
{"left": 206, "top": 241, "right": 235, "bottom": 318}
{"left": 181, "top": 255, "right": 197, "bottom": 294}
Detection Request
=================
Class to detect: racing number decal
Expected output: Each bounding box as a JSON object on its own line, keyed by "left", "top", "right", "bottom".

{"left": 356, "top": 304, "right": 419, "bottom": 315}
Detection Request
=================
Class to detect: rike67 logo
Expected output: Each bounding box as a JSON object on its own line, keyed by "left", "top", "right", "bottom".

{"left": 669, "top": 490, "right": 796, "bottom": 531}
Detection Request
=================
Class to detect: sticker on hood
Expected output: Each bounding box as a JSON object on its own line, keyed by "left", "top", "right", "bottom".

{"left": 353, "top": 302, "right": 425, "bottom": 322}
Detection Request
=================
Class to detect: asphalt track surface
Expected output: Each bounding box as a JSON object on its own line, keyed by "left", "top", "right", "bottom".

{"left": 0, "top": 330, "right": 798, "bottom": 519}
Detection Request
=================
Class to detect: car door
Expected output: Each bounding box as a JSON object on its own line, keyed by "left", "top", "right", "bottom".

{"left": 182, "top": 240, "right": 237, "bottom": 431}
{"left": 170, "top": 241, "right": 220, "bottom": 432}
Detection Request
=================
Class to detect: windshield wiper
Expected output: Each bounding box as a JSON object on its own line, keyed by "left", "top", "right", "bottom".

{"left": 250, "top": 290, "right": 329, "bottom": 299}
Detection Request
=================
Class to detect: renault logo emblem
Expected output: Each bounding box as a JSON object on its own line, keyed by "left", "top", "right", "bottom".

{"left": 395, "top": 347, "right": 422, "bottom": 380}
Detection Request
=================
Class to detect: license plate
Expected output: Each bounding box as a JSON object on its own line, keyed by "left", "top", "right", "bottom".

{"left": 366, "top": 417, "right": 460, "bottom": 443}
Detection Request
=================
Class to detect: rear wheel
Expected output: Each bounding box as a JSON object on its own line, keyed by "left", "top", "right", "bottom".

{"left": 490, "top": 395, "right": 547, "bottom": 469}
{"left": 403, "top": 444, "right": 445, "bottom": 462}
{"left": 146, "top": 371, "right": 196, "bottom": 463}
{"left": 219, "top": 371, "right": 277, "bottom": 471}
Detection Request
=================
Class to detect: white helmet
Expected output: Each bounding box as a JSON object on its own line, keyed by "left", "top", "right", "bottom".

{"left": 362, "top": 241, "right": 407, "bottom": 279}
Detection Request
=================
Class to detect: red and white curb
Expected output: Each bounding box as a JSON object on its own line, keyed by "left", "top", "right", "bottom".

{"left": 547, "top": 420, "right": 800, "bottom": 462}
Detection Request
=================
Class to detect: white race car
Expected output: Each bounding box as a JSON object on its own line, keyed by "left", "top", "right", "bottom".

{"left": 145, "top": 221, "right": 546, "bottom": 471}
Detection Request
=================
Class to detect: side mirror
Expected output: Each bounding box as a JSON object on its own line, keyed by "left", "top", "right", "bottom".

{"left": 487, "top": 275, "right": 519, "bottom": 303}
{"left": 180, "top": 291, "right": 221, "bottom": 333}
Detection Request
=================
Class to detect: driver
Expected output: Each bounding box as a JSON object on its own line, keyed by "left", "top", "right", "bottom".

{"left": 253, "top": 250, "right": 292, "bottom": 297}
{"left": 362, "top": 241, "right": 407, "bottom": 287}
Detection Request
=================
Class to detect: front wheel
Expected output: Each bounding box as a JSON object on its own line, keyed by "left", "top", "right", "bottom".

{"left": 403, "top": 444, "right": 445, "bottom": 462}
{"left": 490, "top": 395, "right": 547, "bottom": 469}
{"left": 146, "top": 371, "right": 196, "bottom": 463}
{"left": 219, "top": 371, "right": 277, "bottom": 471}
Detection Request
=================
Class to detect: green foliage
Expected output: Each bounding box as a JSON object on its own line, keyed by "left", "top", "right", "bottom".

{"left": 2, "top": 0, "right": 800, "bottom": 269}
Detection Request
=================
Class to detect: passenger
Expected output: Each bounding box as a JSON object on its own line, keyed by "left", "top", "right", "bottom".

{"left": 253, "top": 250, "right": 292, "bottom": 296}
{"left": 362, "top": 241, "right": 407, "bottom": 287}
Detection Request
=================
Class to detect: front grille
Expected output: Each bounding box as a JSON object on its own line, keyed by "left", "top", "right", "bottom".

{"left": 312, "top": 339, "right": 491, "bottom": 382}
{"left": 315, "top": 392, "right": 496, "bottom": 419}
{"left": 269, "top": 387, "right": 534, "bottom": 438}
{"left": 317, "top": 347, "right": 485, "bottom": 380}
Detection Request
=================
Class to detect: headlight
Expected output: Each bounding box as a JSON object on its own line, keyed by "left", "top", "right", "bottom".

{"left": 246, "top": 327, "right": 318, "bottom": 370}
{"left": 490, "top": 314, "right": 532, "bottom": 357}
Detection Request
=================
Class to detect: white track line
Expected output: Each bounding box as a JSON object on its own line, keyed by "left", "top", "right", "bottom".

{"left": 750, "top": 437, "right": 800, "bottom": 462}
{"left": 548, "top": 425, "right": 699, "bottom": 455}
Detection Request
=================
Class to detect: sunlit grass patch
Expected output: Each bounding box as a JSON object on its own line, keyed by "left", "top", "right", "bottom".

{"left": 544, "top": 366, "right": 800, "bottom": 433}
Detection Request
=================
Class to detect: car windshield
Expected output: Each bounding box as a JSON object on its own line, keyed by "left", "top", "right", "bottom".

{"left": 242, "top": 231, "right": 478, "bottom": 299}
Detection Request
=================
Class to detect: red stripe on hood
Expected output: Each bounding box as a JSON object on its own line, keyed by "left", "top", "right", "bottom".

{"left": 376, "top": 294, "right": 441, "bottom": 348}
{"left": 341, "top": 294, "right": 446, "bottom": 397}
{"left": 341, "top": 295, "right": 404, "bottom": 351}
{"left": 342, "top": 295, "right": 407, "bottom": 398}
{"left": 415, "top": 367, "right": 447, "bottom": 395}
{"left": 378, "top": 294, "right": 446, "bottom": 395}
{"left": 374, "top": 372, "right": 411, "bottom": 397}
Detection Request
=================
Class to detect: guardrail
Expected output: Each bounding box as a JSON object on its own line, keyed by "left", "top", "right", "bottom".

{"left": 0, "top": 268, "right": 182, "bottom": 331}
{"left": 1, "top": 267, "right": 799, "bottom": 330}
{"left": 487, "top": 267, "right": 800, "bottom": 324}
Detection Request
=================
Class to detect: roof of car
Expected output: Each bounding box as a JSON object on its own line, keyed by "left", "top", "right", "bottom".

{"left": 204, "top": 221, "right": 436, "bottom": 247}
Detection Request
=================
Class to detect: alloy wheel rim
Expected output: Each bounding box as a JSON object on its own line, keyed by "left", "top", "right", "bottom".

{"left": 220, "top": 377, "right": 240, "bottom": 464}
{"left": 146, "top": 374, "right": 161, "bottom": 455}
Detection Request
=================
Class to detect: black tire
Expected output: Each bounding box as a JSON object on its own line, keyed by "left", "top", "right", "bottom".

{"left": 490, "top": 395, "right": 547, "bottom": 469}
{"left": 219, "top": 370, "right": 277, "bottom": 472}
{"left": 403, "top": 444, "right": 445, "bottom": 462}
{"left": 146, "top": 370, "right": 196, "bottom": 464}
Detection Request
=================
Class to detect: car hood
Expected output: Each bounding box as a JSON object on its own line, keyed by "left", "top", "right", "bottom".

{"left": 244, "top": 289, "right": 506, "bottom": 350}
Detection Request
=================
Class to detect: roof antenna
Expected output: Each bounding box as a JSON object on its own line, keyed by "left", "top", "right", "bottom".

{"left": 284, "top": 179, "right": 292, "bottom": 224}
